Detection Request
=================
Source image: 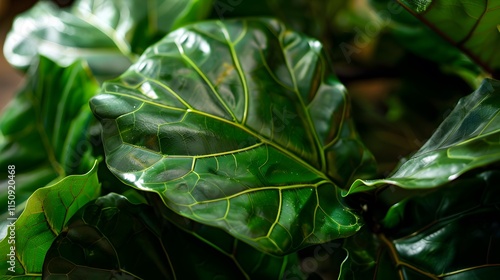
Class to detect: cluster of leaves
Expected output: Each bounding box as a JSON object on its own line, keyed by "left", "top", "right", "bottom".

{"left": 0, "top": 0, "right": 499, "bottom": 279}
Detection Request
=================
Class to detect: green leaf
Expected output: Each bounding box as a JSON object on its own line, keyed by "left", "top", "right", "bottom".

{"left": 0, "top": 161, "right": 101, "bottom": 279}
{"left": 397, "top": 0, "right": 500, "bottom": 76}
{"left": 3, "top": 0, "right": 214, "bottom": 77}
{"left": 43, "top": 193, "right": 305, "bottom": 279}
{"left": 368, "top": 0, "right": 483, "bottom": 87}
{"left": 0, "top": 56, "right": 100, "bottom": 236}
{"left": 348, "top": 78, "right": 500, "bottom": 194}
{"left": 145, "top": 192, "right": 307, "bottom": 280}
{"left": 90, "top": 18, "right": 376, "bottom": 255}
{"left": 341, "top": 169, "right": 500, "bottom": 279}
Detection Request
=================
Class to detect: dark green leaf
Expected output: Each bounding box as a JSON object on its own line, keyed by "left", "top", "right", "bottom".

{"left": 341, "top": 169, "right": 500, "bottom": 279}
{"left": 146, "top": 192, "right": 307, "bottom": 280}
{"left": 0, "top": 56, "right": 100, "bottom": 234}
{"left": 368, "top": 0, "right": 483, "bottom": 86}
{"left": 43, "top": 193, "right": 305, "bottom": 279}
{"left": 396, "top": 0, "right": 500, "bottom": 76}
{"left": 0, "top": 161, "right": 101, "bottom": 279}
{"left": 90, "top": 18, "right": 376, "bottom": 255}
{"left": 348, "top": 78, "right": 500, "bottom": 193}
{"left": 3, "top": 0, "right": 213, "bottom": 77}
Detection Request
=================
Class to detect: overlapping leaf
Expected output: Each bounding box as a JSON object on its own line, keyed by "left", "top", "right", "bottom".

{"left": 0, "top": 56, "right": 99, "bottom": 237}
{"left": 90, "top": 18, "right": 376, "bottom": 255}
{"left": 348, "top": 78, "right": 500, "bottom": 194}
{"left": 43, "top": 193, "right": 305, "bottom": 279}
{"left": 397, "top": 0, "right": 500, "bottom": 76}
{"left": 3, "top": 0, "right": 213, "bottom": 77}
{"left": 0, "top": 162, "right": 100, "bottom": 279}
{"left": 340, "top": 170, "right": 500, "bottom": 279}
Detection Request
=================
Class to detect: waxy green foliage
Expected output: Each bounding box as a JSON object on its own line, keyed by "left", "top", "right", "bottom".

{"left": 90, "top": 18, "right": 376, "bottom": 255}
{"left": 1, "top": 0, "right": 500, "bottom": 279}
{"left": 0, "top": 162, "right": 100, "bottom": 278}
{"left": 341, "top": 170, "right": 500, "bottom": 279}
{"left": 0, "top": 56, "right": 99, "bottom": 236}
{"left": 43, "top": 193, "right": 304, "bottom": 279}
{"left": 397, "top": 0, "right": 500, "bottom": 76}
{"left": 4, "top": 0, "right": 214, "bottom": 77}
{"left": 348, "top": 78, "right": 500, "bottom": 194}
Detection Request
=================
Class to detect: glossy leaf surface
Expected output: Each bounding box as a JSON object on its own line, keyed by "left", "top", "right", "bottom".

{"left": 43, "top": 193, "right": 305, "bottom": 279}
{"left": 397, "top": 0, "right": 500, "bottom": 76}
{"left": 348, "top": 78, "right": 500, "bottom": 193}
{"left": 0, "top": 162, "right": 100, "bottom": 279}
{"left": 0, "top": 56, "right": 99, "bottom": 236}
{"left": 340, "top": 170, "right": 500, "bottom": 279}
{"left": 90, "top": 18, "right": 376, "bottom": 255}
{"left": 4, "top": 0, "right": 213, "bottom": 77}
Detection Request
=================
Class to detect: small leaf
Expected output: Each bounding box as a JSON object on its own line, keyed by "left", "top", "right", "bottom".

{"left": 90, "top": 18, "right": 376, "bottom": 255}
{"left": 348, "top": 78, "right": 500, "bottom": 194}
{"left": 0, "top": 161, "right": 101, "bottom": 279}
{"left": 43, "top": 193, "right": 306, "bottom": 279}
{"left": 397, "top": 0, "right": 500, "bottom": 75}
{"left": 3, "top": 0, "right": 214, "bottom": 77}
{"left": 341, "top": 169, "right": 500, "bottom": 279}
{"left": 0, "top": 56, "right": 100, "bottom": 236}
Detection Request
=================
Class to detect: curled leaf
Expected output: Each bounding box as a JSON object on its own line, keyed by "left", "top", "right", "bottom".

{"left": 348, "top": 78, "right": 500, "bottom": 194}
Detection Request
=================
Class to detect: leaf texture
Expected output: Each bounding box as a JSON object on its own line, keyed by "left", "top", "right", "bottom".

{"left": 348, "top": 78, "right": 500, "bottom": 193}
{"left": 43, "top": 193, "right": 305, "bottom": 279}
{"left": 0, "top": 162, "right": 100, "bottom": 279}
{"left": 90, "top": 18, "right": 376, "bottom": 255}
{"left": 397, "top": 0, "right": 500, "bottom": 75}
{"left": 0, "top": 56, "right": 99, "bottom": 237}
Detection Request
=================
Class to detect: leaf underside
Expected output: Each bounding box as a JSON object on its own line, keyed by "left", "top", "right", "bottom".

{"left": 398, "top": 0, "right": 500, "bottom": 75}
{"left": 348, "top": 78, "right": 500, "bottom": 193}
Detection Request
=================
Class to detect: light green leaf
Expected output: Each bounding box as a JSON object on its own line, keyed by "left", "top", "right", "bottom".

{"left": 340, "top": 170, "right": 500, "bottom": 279}
{"left": 348, "top": 78, "right": 500, "bottom": 194}
{"left": 3, "top": 0, "right": 214, "bottom": 77}
{"left": 90, "top": 18, "right": 376, "bottom": 255}
{"left": 0, "top": 56, "right": 100, "bottom": 236}
{"left": 397, "top": 0, "right": 500, "bottom": 76}
{"left": 0, "top": 161, "right": 101, "bottom": 279}
{"left": 43, "top": 193, "right": 305, "bottom": 279}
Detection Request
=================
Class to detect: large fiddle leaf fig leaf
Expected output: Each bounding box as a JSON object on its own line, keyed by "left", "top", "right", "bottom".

{"left": 340, "top": 169, "right": 500, "bottom": 279}
{"left": 90, "top": 18, "right": 376, "bottom": 255}
{"left": 4, "top": 0, "right": 213, "bottom": 77}
{"left": 0, "top": 161, "right": 100, "bottom": 279}
{"left": 43, "top": 193, "right": 305, "bottom": 279}
{"left": 0, "top": 56, "right": 99, "bottom": 237}
{"left": 396, "top": 0, "right": 500, "bottom": 76}
{"left": 348, "top": 78, "right": 500, "bottom": 194}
